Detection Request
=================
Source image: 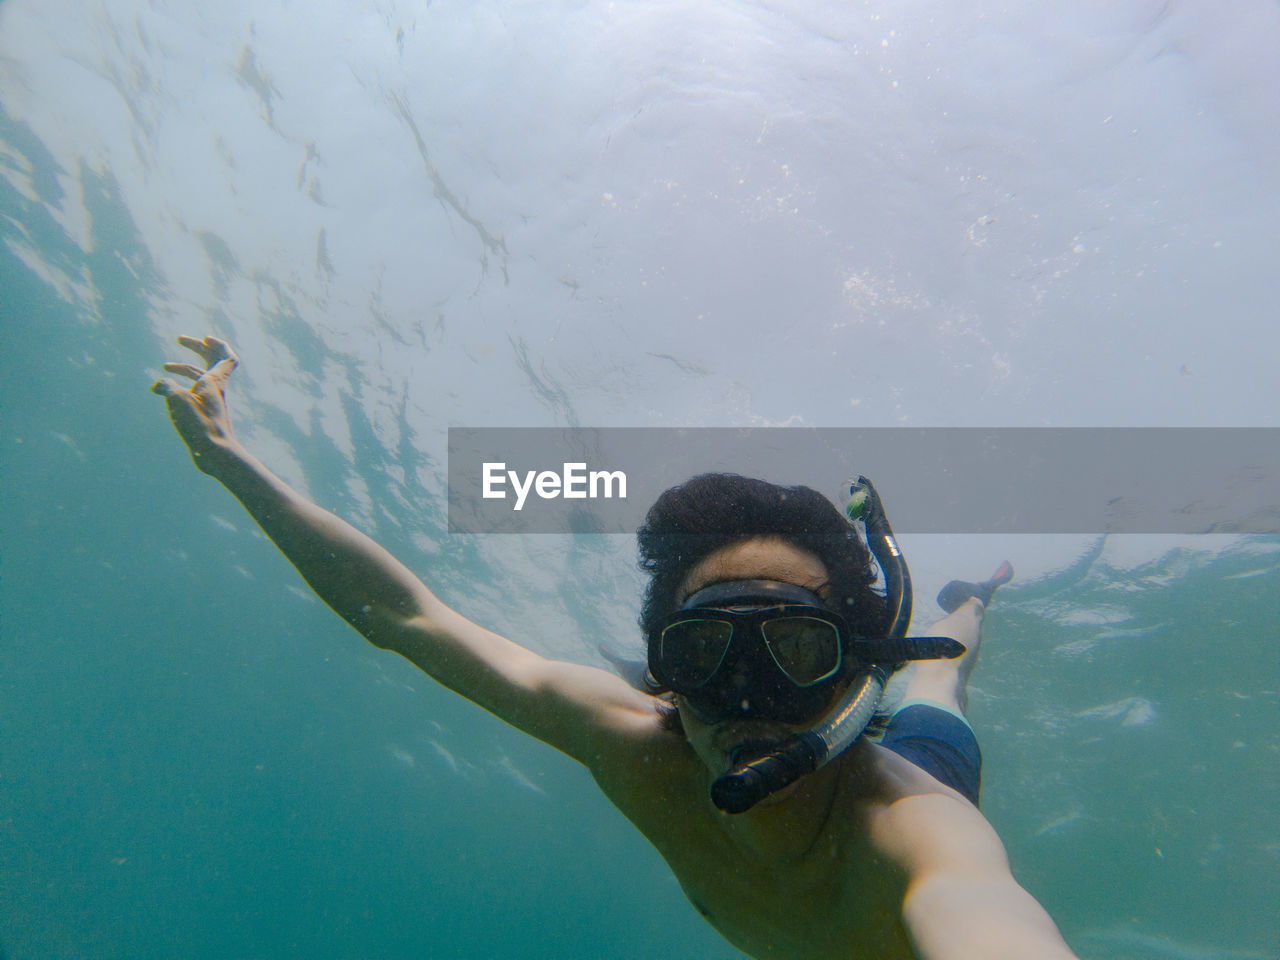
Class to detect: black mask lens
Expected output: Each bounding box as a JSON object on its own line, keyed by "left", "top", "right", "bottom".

{"left": 760, "top": 616, "right": 842, "bottom": 686}
{"left": 658, "top": 618, "right": 733, "bottom": 689}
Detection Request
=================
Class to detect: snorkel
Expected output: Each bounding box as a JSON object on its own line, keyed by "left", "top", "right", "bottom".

{"left": 709, "top": 477, "right": 924, "bottom": 814}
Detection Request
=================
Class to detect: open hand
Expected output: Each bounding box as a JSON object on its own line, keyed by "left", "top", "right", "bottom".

{"left": 152, "top": 335, "right": 242, "bottom": 473}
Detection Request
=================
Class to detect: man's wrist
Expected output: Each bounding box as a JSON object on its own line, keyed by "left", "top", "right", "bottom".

{"left": 194, "top": 436, "right": 251, "bottom": 479}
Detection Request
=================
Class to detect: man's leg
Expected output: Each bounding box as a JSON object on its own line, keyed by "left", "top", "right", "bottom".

{"left": 878, "top": 564, "right": 1012, "bottom": 805}
{"left": 900, "top": 598, "right": 985, "bottom": 714}
{"left": 902, "top": 560, "right": 1013, "bottom": 714}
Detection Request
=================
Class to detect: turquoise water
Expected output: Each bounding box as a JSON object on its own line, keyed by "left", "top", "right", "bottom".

{"left": 3, "top": 3, "right": 1279, "bottom": 958}
{"left": 1, "top": 214, "right": 729, "bottom": 960}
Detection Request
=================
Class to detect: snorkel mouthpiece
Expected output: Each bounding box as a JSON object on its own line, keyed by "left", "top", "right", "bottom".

{"left": 711, "top": 732, "right": 825, "bottom": 814}
{"left": 710, "top": 668, "right": 887, "bottom": 813}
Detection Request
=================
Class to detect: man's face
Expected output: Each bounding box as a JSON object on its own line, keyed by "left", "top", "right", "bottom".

{"left": 673, "top": 536, "right": 842, "bottom": 775}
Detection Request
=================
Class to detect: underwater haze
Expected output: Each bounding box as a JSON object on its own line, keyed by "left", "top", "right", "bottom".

{"left": 2, "top": 1, "right": 1278, "bottom": 958}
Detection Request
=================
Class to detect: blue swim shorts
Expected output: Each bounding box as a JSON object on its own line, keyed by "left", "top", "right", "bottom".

{"left": 878, "top": 700, "right": 982, "bottom": 805}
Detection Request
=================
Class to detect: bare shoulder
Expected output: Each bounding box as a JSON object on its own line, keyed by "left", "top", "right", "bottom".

{"left": 856, "top": 743, "right": 1009, "bottom": 875}
{"left": 588, "top": 704, "right": 702, "bottom": 798}
{"left": 579, "top": 702, "right": 708, "bottom": 841}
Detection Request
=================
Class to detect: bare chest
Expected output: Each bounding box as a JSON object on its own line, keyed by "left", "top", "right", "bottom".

{"left": 593, "top": 735, "right": 918, "bottom": 960}
{"left": 647, "top": 808, "right": 912, "bottom": 960}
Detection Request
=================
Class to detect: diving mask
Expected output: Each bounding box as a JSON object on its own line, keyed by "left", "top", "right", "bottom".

{"left": 649, "top": 578, "right": 966, "bottom": 724}
{"left": 649, "top": 580, "right": 852, "bottom": 723}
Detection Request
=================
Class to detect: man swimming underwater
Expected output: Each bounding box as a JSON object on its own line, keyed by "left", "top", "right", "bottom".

{"left": 154, "top": 336, "right": 1080, "bottom": 960}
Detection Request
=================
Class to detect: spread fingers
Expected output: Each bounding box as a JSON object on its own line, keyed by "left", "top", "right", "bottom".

{"left": 162, "top": 362, "right": 206, "bottom": 382}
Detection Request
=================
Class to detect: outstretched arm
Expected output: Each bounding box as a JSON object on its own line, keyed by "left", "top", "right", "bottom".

{"left": 152, "top": 336, "right": 661, "bottom": 762}
{"left": 875, "top": 793, "right": 1080, "bottom": 960}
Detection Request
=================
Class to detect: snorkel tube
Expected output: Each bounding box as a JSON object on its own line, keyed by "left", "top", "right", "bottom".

{"left": 709, "top": 477, "right": 913, "bottom": 815}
